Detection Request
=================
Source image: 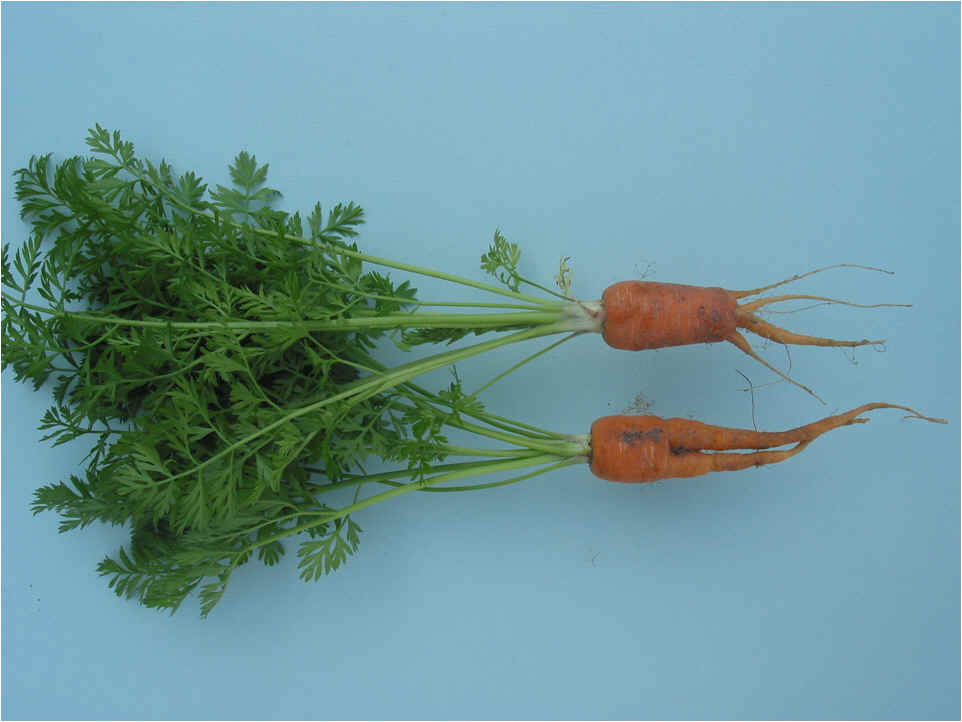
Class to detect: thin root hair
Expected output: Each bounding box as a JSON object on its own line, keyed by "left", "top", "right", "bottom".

{"left": 732, "top": 263, "right": 895, "bottom": 300}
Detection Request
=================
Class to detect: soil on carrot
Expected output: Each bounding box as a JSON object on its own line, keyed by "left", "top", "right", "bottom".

{"left": 619, "top": 429, "right": 663, "bottom": 445}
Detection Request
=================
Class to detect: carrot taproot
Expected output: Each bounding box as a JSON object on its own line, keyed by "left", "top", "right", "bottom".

{"left": 600, "top": 281, "right": 738, "bottom": 350}
{"left": 598, "top": 265, "right": 909, "bottom": 401}
{"left": 588, "top": 403, "right": 947, "bottom": 483}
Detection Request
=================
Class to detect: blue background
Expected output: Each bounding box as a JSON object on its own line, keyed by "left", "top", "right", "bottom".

{"left": 2, "top": 3, "right": 959, "bottom": 719}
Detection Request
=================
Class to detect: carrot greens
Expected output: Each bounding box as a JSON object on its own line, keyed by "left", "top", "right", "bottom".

{"left": 1, "top": 126, "right": 592, "bottom": 615}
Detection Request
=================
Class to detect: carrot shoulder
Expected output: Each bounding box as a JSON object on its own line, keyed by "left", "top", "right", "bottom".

{"left": 588, "top": 404, "right": 946, "bottom": 483}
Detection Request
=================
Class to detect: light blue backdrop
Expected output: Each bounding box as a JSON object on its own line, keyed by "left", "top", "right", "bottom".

{"left": 2, "top": 3, "right": 958, "bottom": 720}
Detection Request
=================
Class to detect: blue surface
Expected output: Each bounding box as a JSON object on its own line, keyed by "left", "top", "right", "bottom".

{"left": 2, "top": 3, "right": 958, "bottom": 719}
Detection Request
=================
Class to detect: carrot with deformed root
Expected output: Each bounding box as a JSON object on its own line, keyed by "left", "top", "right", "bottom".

{"left": 9, "top": 129, "right": 946, "bottom": 616}
{"left": 588, "top": 403, "right": 947, "bottom": 483}
{"left": 598, "top": 264, "right": 908, "bottom": 402}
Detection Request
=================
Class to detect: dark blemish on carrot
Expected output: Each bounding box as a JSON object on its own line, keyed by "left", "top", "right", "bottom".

{"left": 620, "top": 428, "right": 662, "bottom": 444}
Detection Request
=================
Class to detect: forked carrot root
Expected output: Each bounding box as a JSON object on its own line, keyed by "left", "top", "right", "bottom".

{"left": 600, "top": 264, "right": 909, "bottom": 402}
{"left": 727, "top": 264, "right": 910, "bottom": 401}
{"left": 588, "top": 403, "right": 947, "bottom": 483}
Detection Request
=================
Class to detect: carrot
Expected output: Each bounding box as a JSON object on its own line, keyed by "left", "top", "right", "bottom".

{"left": 600, "top": 281, "right": 738, "bottom": 350}
{"left": 599, "top": 265, "right": 909, "bottom": 401}
{"left": 10, "top": 128, "right": 947, "bottom": 616}
{"left": 588, "top": 403, "right": 947, "bottom": 483}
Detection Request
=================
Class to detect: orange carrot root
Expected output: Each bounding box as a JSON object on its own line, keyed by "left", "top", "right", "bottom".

{"left": 600, "top": 281, "right": 738, "bottom": 351}
{"left": 598, "top": 265, "right": 908, "bottom": 402}
{"left": 729, "top": 263, "right": 901, "bottom": 349}
{"left": 734, "top": 310, "right": 884, "bottom": 349}
{"left": 725, "top": 265, "right": 904, "bottom": 400}
{"left": 588, "top": 404, "right": 947, "bottom": 483}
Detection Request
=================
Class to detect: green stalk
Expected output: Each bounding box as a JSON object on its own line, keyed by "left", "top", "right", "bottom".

{"left": 13, "top": 300, "right": 566, "bottom": 333}
{"left": 313, "top": 280, "right": 563, "bottom": 312}
{"left": 334, "top": 323, "right": 568, "bottom": 402}
{"left": 382, "top": 457, "right": 582, "bottom": 493}
{"left": 304, "top": 310, "right": 563, "bottom": 330}
{"left": 316, "top": 242, "right": 551, "bottom": 306}
{"left": 244, "top": 453, "right": 566, "bottom": 555}
{"left": 449, "top": 417, "right": 580, "bottom": 455}
{"left": 434, "top": 445, "right": 535, "bottom": 458}
{"left": 468, "top": 332, "right": 579, "bottom": 399}
{"left": 303, "top": 454, "right": 547, "bottom": 493}
{"left": 346, "top": 349, "right": 564, "bottom": 440}
{"left": 147, "top": 324, "right": 568, "bottom": 488}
